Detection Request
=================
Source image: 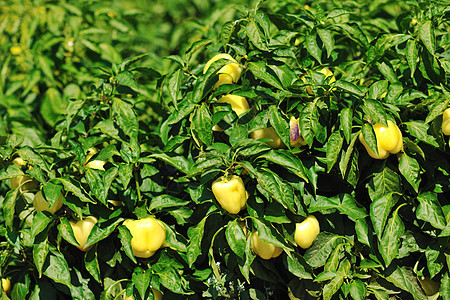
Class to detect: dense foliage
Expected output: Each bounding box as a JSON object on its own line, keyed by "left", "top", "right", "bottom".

{"left": 0, "top": 0, "right": 449, "bottom": 299}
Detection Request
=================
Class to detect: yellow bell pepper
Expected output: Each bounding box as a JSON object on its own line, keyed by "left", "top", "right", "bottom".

{"left": 294, "top": 215, "right": 320, "bottom": 249}
{"left": 123, "top": 217, "right": 166, "bottom": 258}
{"left": 10, "top": 157, "right": 39, "bottom": 193}
{"left": 442, "top": 108, "right": 450, "bottom": 135}
{"left": 33, "top": 190, "right": 63, "bottom": 214}
{"left": 290, "top": 117, "right": 307, "bottom": 147}
{"left": 212, "top": 175, "right": 248, "bottom": 214}
{"left": 250, "top": 231, "right": 283, "bottom": 260}
{"left": 250, "top": 127, "right": 286, "bottom": 149}
{"left": 359, "top": 120, "right": 403, "bottom": 159}
{"left": 70, "top": 216, "right": 98, "bottom": 251}
{"left": 84, "top": 148, "right": 106, "bottom": 170}
{"left": 1, "top": 278, "right": 11, "bottom": 295}
{"left": 203, "top": 54, "right": 242, "bottom": 89}
{"left": 213, "top": 95, "right": 250, "bottom": 131}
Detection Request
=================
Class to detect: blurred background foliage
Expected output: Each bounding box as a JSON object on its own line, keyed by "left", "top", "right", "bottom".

{"left": 0, "top": 0, "right": 258, "bottom": 146}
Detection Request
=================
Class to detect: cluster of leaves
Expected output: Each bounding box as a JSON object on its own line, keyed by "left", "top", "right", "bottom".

{"left": 0, "top": 0, "right": 449, "bottom": 299}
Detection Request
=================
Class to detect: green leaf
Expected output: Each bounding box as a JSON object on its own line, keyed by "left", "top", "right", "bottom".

{"left": 56, "top": 177, "right": 94, "bottom": 203}
{"left": 58, "top": 218, "right": 79, "bottom": 247}
{"left": 348, "top": 279, "right": 367, "bottom": 300}
{"left": 116, "top": 70, "right": 138, "bottom": 91}
{"left": 117, "top": 225, "right": 137, "bottom": 264}
{"left": 361, "top": 123, "right": 379, "bottom": 157}
{"left": 84, "top": 247, "right": 101, "bottom": 283}
{"left": 322, "top": 274, "right": 344, "bottom": 300}
{"left": 43, "top": 248, "right": 72, "bottom": 287}
{"left": 84, "top": 217, "right": 123, "bottom": 249}
{"left": 334, "top": 80, "right": 365, "bottom": 97}
{"left": 362, "top": 99, "right": 387, "bottom": 126}
{"left": 40, "top": 88, "right": 65, "bottom": 127}
{"left": 398, "top": 153, "right": 420, "bottom": 193}
{"left": 404, "top": 121, "right": 439, "bottom": 147}
{"left": 304, "top": 232, "right": 344, "bottom": 268}
{"left": 33, "top": 239, "right": 49, "bottom": 278}
{"left": 326, "top": 131, "right": 344, "bottom": 172}
{"left": 379, "top": 205, "right": 405, "bottom": 266}
{"left": 340, "top": 108, "right": 353, "bottom": 144}
{"left": 31, "top": 212, "right": 52, "bottom": 240}
{"left": 370, "top": 193, "right": 399, "bottom": 239}
{"left": 225, "top": 220, "right": 247, "bottom": 259}
{"left": 248, "top": 61, "right": 284, "bottom": 90}
{"left": 2, "top": 188, "right": 19, "bottom": 229}
{"left": 419, "top": 20, "right": 435, "bottom": 54}
{"left": 317, "top": 28, "right": 334, "bottom": 58}
{"left": 191, "top": 104, "right": 212, "bottom": 147}
{"left": 425, "top": 99, "right": 449, "bottom": 124}
{"left": 132, "top": 267, "right": 152, "bottom": 300}
{"left": 148, "top": 195, "right": 191, "bottom": 211}
{"left": 257, "top": 150, "right": 309, "bottom": 182}
{"left": 310, "top": 194, "right": 367, "bottom": 221}
{"left": 383, "top": 265, "right": 427, "bottom": 300}
{"left": 187, "top": 216, "right": 207, "bottom": 267}
{"left": 367, "top": 166, "right": 401, "bottom": 201}
{"left": 255, "top": 169, "right": 296, "bottom": 213}
{"left": 416, "top": 192, "right": 446, "bottom": 230}
{"left": 246, "top": 21, "right": 268, "bottom": 51}
{"left": 269, "top": 105, "right": 290, "bottom": 148}
{"left": 406, "top": 39, "right": 419, "bottom": 77}
{"left": 112, "top": 98, "right": 139, "bottom": 140}
{"left": 305, "top": 34, "right": 321, "bottom": 64}
{"left": 283, "top": 253, "right": 313, "bottom": 280}
{"left": 441, "top": 272, "right": 449, "bottom": 300}
{"left": 252, "top": 218, "right": 289, "bottom": 249}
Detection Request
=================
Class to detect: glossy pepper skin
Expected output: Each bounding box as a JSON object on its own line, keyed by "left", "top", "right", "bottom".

{"left": 1, "top": 278, "right": 10, "bottom": 295}
{"left": 70, "top": 216, "right": 98, "bottom": 251}
{"left": 294, "top": 215, "right": 320, "bottom": 249}
{"left": 359, "top": 120, "right": 403, "bottom": 159}
{"left": 290, "top": 117, "right": 307, "bottom": 147}
{"left": 123, "top": 217, "right": 166, "bottom": 258}
{"left": 203, "top": 54, "right": 242, "bottom": 89}
{"left": 250, "top": 231, "right": 283, "bottom": 260}
{"left": 442, "top": 108, "right": 450, "bottom": 135}
{"left": 250, "top": 127, "right": 285, "bottom": 149}
{"left": 213, "top": 95, "right": 250, "bottom": 131}
{"left": 212, "top": 175, "right": 248, "bottom": 214}
{"left": 10, "top": 157, "right": 38, "bottom": 193}
{"left": 33, "top": 190, "right": 63, "bottom": 214}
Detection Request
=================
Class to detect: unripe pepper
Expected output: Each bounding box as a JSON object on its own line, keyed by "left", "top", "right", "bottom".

{"left": 33, "top": 190, "right": 63, "bottom": 214}
{"left": 250, "top": 127, "right": 285, "bottom": 149}
{"left": 212, "top": 175, "right": 248, "bottom": 214}
{"left": 10, "top": 157, "right": 38, "bottom": 193}
{"left": 203, "top": 54, "right": 242, "bottom": 89}
{"left": 442, "top": 108, "right": 450, "bottom": 135}
{"left": 70, "top": 216, "right": 98, "bottom": 251}
{"left": 359, "top": 120, "right": 403, "bottom": 159}
{"left": 250, "top": 231, "right": 283, "bottom": 260}
{"left": 417, "top": 276, "right": 440, "bottom": 296}
{"left": 123, "top": 217, "right": 166, "bottom": 258}
{"left": 294, "top": 215, "right": 320, "bottom": 249}
{"left": 213, "top": 95, "right": 250, "bottom": 131}
{"left": 290, "top": 117, "right": 307, "bottom": 147}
